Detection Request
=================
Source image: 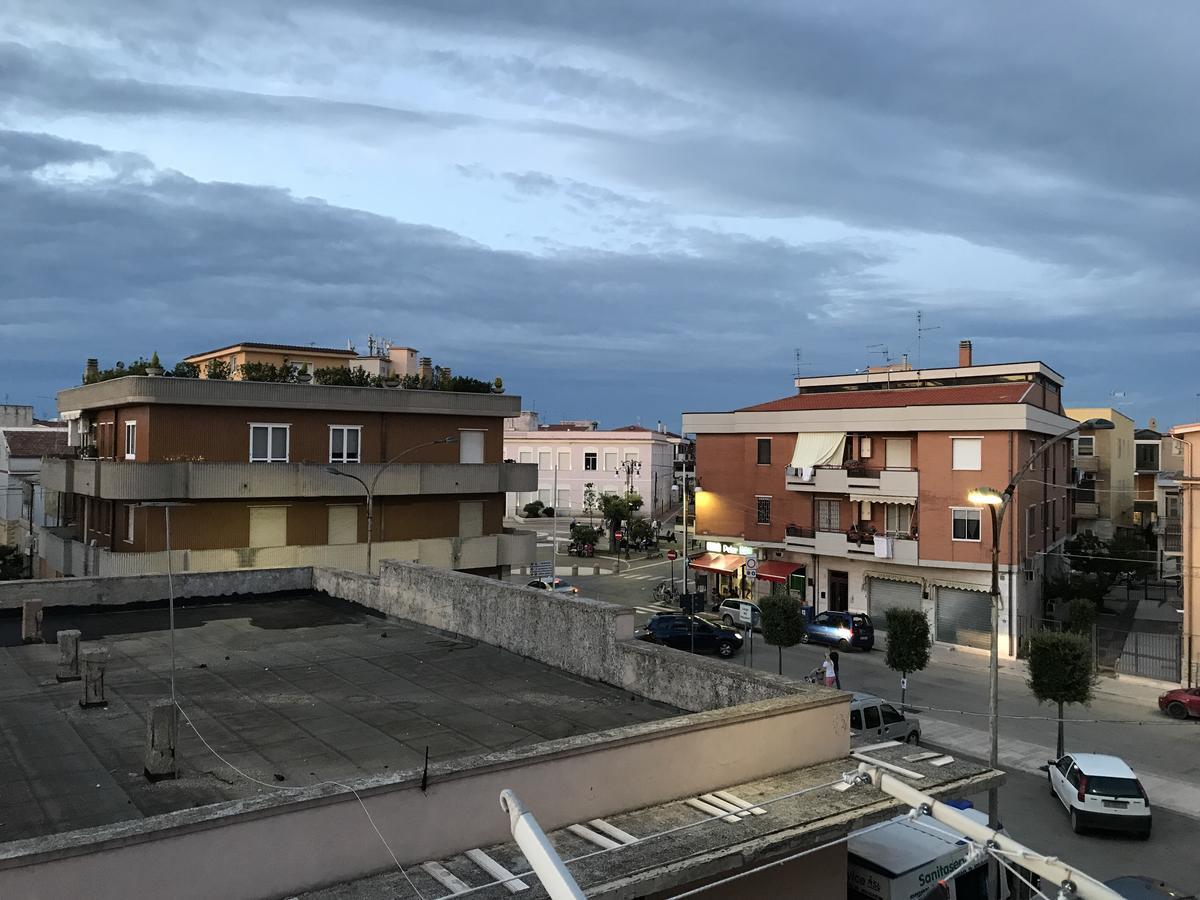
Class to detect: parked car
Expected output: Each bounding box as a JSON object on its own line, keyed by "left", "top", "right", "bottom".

{"left": 634, "top": 614, "right": 744, "bottom": 658}
{"left": 1105, "top": 876, "right": 1196, "bottom": 899}
{"left": 526, "top": 578, "right": 580, "bottom": 595}
{"left": 1046, "top": 753, "right": 1152, "bottom": 838}
{"left": 718, "top": 599, "right": 761, "bottom": 630}
{"left": 1157, "top": 686, "right": 1200, "bottom": 720}
{"left": 849, "top": 693, "right": 921, "bottom": 744}
{"left": 801, "top": 610, "right": 875, "bottom": 651}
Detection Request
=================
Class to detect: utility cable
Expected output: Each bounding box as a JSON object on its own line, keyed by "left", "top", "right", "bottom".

{"left": 175, "top": 702, "right": 426, "bottom": 900}
{"left": 874, "top": 696, "right": 1188, "bottom": 727}
{"left": 988, "top": 847, "right": 1054, "bottom": 900}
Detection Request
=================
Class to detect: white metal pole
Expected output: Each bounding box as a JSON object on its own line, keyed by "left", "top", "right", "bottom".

{"left": 499, "top": 790, "right": 585, "bottom": 900}
{"left": 165, "top": 504, "right": 178, "bottom": 779}
{"left": 552, "top": 465, "right": 558, "bottom": 585}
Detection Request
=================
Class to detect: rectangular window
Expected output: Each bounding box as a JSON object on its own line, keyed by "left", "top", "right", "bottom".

{"left": 584, "top": 452, "right": 598, "bottom": 471}
{"left": 860, "top": 436, "right": 872, "bottom": 458}
{"left": 248, "top": 506, "right": 287, "bottom": 547}
{"left": 249, "top": 424, "right": 289, "bottom": 462}
{"left": 1077, "top": 475, "right": 1097, "bottom": 504}
{"left": 951, "top": 437, "right": 982, "bottom": 471}
{"left": 952, "top": 508, "right": 981, "bottom": 541}
{"left": 124, "top": 421, "right": 137, "bottom": 460}
{"left": 538, "top": 450, "right": 552, "bottom": 471}
{"left": 459, "top": 430, "right": 485, "bottom": 464}
{"left": 125, "top": 505, "right": 135, "bottom": 543}
{"left": 604, "top": 450, "right": 618, "bottom": 472}
{"left": 1135, "top": 444, "right": 1159, "bottom": 471}
{"left": 622, "top": 450, "right": 638, "bottom": 462}
{"left": 756, "top": 496, "right": 771, "bottom": 525}
{"left": 756, "top": 438, "right": 771, "bottom": 465}
{"left": 557, "top": 488, "right": 570, "bottom": 509}
{"left": 519, "top": 449, "right": 533, "bottom": 465}
{"left": 459, "top": 501, "right": 484, "bottom": 538}
{"left": 327, "top": 505, "right": 358, "bottom": 545}
{"left": 557, "top": 451, "right": 570, "bottom": 471}
{"left": 1076, "top": 436, "right": 1094, "bottom": 457}
{"left": 885, "top": 504, "right": 911, "bottom": 536}
{"left": 884, "top": 439, "right": 911, "bottom": 468}
{"left": 538, "top": 488, "right": 552, "bottom": 506}
{"left": 816, "top": 499, "right": 840, "bottom": 532}
{"left": 329, "top": 426, "right": 362, "bottom": 464}
{"left": 1026, "top": 506, "right": 1037, "bottom": 553}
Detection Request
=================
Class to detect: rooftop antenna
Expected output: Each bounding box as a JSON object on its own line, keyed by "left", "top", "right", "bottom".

{"left": 867, "top": 343, "right": 895, "bottom": 388}
{"left": 792, "top": 347, "right": 812, "bottom": 383}
{"left": 916, "top": 310, "right": 940, "bottom": 370}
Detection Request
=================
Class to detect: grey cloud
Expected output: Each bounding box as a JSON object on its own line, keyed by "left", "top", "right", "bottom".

{"left": 0, "top": 130, "right": 114, "bottom": 173}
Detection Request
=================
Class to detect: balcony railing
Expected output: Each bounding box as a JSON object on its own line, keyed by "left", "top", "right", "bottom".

{"left": 1074, "top": 501, "right": 1100, "bottom": 518}
{"left": 785, "top": 464, "right": 918, "bottom": 498}
{"left": 783, "top": 525, "right": 918, "bottom": 563}
{"left": 1164, "top": 530, "right": 1182, "bottom": 553}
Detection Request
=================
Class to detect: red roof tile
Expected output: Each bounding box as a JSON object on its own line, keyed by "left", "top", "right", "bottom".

{"left": 739, "top": 383, "right": 1032, "bottom": 413}
{"left": 3, "top": 429, "right": 71, "bottom": 458}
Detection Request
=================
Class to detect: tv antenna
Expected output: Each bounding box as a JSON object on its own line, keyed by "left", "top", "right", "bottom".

{"left": 916, "top": 310, "right": 940, "bottom": 369}
{"left": 867, "top": 343, "right": 892, "bottom": 366}
{"left": 792, "top": 347, "right": 812, "bottom": 380}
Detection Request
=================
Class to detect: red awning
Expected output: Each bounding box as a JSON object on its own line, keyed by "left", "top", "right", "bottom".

{"left": 688, "top": 552, "right": 746, "bottom": 574}
{"left": 754, "top": 561, "right": 803, "bottom": 583}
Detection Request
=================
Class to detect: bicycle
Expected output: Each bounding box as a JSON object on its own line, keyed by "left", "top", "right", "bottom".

{"left": 652, "top": 581, "right": 678, "bottom": 603}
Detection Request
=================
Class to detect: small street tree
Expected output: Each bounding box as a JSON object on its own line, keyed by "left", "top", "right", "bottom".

{"left": 759, "top": 595, "right": 805, "bottom": 675}
{"left": 883, "top": 608, "right": 932, "bottom": 707}
{"left": 1026, "top": 630, "right": 1097, "bottom": 757}
{"left": 598, "top": 492, "right": 643, "bottom": 549}
{"left": 583, "top": 482, "right": 598, "bottom": 526}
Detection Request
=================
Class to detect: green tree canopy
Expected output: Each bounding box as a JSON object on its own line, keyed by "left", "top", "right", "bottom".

{"left": 883, "top": 607, "right": 932, "bottom": 705}
{"left": 1026, "top": 630, "right": 1096, "bottom": 756}
{"left": 0, "top": 545, "right": 24, "bottom": 580}
{"left": 759, "top": 595, "right": 805, "bottom": 674}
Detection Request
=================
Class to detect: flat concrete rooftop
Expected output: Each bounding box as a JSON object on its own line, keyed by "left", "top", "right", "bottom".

{"left": 0, "top": 594, "right": 678, "bottom": 843}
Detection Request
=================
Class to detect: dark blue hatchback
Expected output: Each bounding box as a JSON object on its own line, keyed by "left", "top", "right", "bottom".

{"left": 801, "top": 611, "right": 874, "bottom": 651}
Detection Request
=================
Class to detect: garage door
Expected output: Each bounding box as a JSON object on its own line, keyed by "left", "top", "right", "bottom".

{"left": 935, "top": 586, "right": 991, "bottom": 650}
{"left": 868, "top": 578, "right": 923, "bottom": 626}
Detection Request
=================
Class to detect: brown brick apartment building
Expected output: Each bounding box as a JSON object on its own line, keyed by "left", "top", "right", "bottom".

{"left": 39, "top": 376, "right": 536, "bottom": 577}
{"left": 683, "top": 342, "right": 1076, "bottom": 656}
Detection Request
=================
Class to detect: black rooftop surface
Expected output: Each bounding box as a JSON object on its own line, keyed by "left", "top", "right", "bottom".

{"left": 0, "top": 594, "right": 677, "bottom": 843}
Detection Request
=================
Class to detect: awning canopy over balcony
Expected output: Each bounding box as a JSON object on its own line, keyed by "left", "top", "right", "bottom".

{"left": 754, "top": 560, "right": 804, "bottom": 583}
{"left": 849, "top": 493, "right": 916, "bottom": 505}
{"left": 787, "top": 432, "right": 846, "bottom": 470}
{"left": 688, "top": 552, "right": 746, "bottom": 574}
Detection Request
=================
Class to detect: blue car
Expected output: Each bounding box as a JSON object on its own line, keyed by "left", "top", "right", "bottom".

{"left": 801, "top": 611, "right": 874, "bottom": 651}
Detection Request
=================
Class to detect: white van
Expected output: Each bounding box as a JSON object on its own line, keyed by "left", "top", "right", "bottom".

{"left": 850, "top": 692, "right": 921, "bottom": 744}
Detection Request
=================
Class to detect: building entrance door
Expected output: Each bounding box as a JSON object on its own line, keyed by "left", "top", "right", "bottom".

{"left": 828, "top": 570, "right": 849, "bottom": 612}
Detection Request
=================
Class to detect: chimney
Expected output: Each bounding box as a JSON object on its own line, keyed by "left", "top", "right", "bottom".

{"left": 958, "top": 340, "right": 973, "bottom": 368}
{"left": 418, "top": 357, "right": 433, "bottom": 385}
{"left": 84, "top": 358, "right": 99, "bottom": 382}
{"left": 657, "top": 419, "right": 664, "bottom": 433}
{"left": 1149, "top": 417, "right": 1158, "bottom": 431}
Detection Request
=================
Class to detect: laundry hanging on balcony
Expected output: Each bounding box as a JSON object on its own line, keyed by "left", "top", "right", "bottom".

{"left": 787, "top": 432, "right": 846, "bottom": 479}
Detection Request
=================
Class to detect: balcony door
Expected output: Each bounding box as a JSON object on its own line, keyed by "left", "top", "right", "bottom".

{"left": 884, "top": 439, "right": 911, "bottom": 469}
{"left": 828, "top": 570, "right": 849, "bottom": 612}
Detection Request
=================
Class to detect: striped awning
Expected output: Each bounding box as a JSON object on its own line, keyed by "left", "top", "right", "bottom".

{"left": 932, "top": 579, "right": 990, "bottom": 593}
{"left": 864, "top": 570, "right": 925, "bottom": 587}
{"left": 848, "top": 494, "right": 916, "bottom": 505}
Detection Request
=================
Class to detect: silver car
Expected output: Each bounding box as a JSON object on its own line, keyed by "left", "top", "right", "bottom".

{"left": 850, "top": 692, "right": 921, "bottom": 744}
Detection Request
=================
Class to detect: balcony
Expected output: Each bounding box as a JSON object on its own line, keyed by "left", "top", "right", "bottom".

{"left": 783, "top": 526, "right": 919, "bottom": 564}
{"left": 1164, "top": 530, "right": 1182, "bottom": 554}
{"left": 42, "top": 458, "right": 537, "bottom": 501}
{"left": 784, "top": 465, "right": 918, "bottom": 500}
{"left": 1073, "top": 456, "right": 1100, "bottom": 473}
{"left": 1074, "top": 501, "right": 1100, "bottom": 518}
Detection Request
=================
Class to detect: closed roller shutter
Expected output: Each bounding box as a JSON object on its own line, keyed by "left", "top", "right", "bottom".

{"left": 935, "top": 586, "right": 991, "bottom": 649}
{"left": 249, "top": 506, "right": 287, "bottom": 549}
{"left": 868, "top": 578, "right": 923, "bottom": 625}
{"left": 327, "top": 506, "right": 358, "bottom": 545}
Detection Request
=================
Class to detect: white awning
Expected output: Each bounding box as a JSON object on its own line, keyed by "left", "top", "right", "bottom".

{"left": 788, "top": 432, "right": 846, "bottom": 469}
{"left": 848, "top": 493, "right": 916, "bottom": 506}
{"left": 932, "top": 580, "right": 990, "bottom": 594}
{"left": 864, "top": 570, "right": 925, "bottom": 587}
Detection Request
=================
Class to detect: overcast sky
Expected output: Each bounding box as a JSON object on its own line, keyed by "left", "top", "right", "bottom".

{"left": 2, "top": 1, "right": 1197, "bottom": 428}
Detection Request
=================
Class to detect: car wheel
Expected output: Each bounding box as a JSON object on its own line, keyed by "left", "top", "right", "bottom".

{"left": 905, "top": 731, "right": 920, "bottom": 745}
{"left": 722, "top": 614, "right": 734, "bottom": 626}
{"left": 1070, "top": 808, "right": 1084, "bottom": 834}
{"left": 717, "top": 641, "right": 735, "bottom": 658}
{"left": 837, "top": 638, "right": 851, "bottom": 651}
{"left": 1166, "top": 701, "right": 1189, "bottom": 720}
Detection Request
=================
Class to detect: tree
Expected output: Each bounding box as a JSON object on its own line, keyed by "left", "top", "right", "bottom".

{"left": 629, "top": 518, "right": 654, "bottom": 544}
{"left": 883, "top": 608, "right": 932, "bottom": 707}
{"left": 1066, "top": 597, "right": 1097, "bottom": 634}
{"left": 1026, "top": 631, "right": 1096, "bottom": 757}
{"left": 0, "top": 545, "right": 23, "bottom": 580}
{"left": 759, "top": 595, "right": 805, "bottom": 675}
{"left": 598, "top": 492, "right": 642, "bottom": 548}
{"left": 171, "top": 361, "right": 200, "bottom": 378}
{"left": 204, "top": 358, "right": 232, "bottom": 380}
{"left": 570, "top": 524, "right": 601, "bottom": 546}
{"left": 583, "top": 482, "right": 599, "bottom": 526}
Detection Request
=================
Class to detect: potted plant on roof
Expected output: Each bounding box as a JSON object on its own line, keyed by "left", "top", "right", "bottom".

{"left": 145, "top": 352, "right": 164, "bottom": 377}
{"left": 384, "top": 371, "right": 401, "bottom": 388}
{"left": 491, "top": 376, "right": 505, "bottom": 394}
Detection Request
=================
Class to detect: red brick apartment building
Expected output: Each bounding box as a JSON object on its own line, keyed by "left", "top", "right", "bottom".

{"left": 682, "top": 342, "right": 1075, "bottom": 656}
{"left": 38, "top": 375, "right": 536, "bottom": 578}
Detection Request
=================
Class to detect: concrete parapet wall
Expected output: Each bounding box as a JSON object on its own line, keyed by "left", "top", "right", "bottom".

{"left": 0, "top": 567, "right": 314, "bottom": 610}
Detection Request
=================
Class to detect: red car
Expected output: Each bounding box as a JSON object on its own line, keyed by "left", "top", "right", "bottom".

{"left": 1158, "top": 687, "right": 1200, "bottom": 720}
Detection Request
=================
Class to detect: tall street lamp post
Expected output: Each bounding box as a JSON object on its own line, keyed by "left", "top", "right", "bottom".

{"left": 327, "top": 435, "right": 459, "bottom": 576}
{"left": 967, "top": 417, "right": 1113, "bottom": 840}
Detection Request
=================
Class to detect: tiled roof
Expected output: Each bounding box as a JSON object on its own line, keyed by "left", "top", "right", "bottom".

{"left": 185, "top": 342, "right": 357, "bottom": 359}
{"left": 3, "top": 429, "right": 71, "bottom": 458}
{"left": 739, "top": 383, "right": 1032, "bottom": 413}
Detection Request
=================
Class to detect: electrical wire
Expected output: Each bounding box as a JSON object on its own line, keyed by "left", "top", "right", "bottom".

{"left": 175, "top": 702, "right": 426, "bottom": 900}
{"left": 873, "top": 696, "right": 1188, "bottom": 727}
{"left": 988, "top": 848, "right": 1053, "bottom": 900}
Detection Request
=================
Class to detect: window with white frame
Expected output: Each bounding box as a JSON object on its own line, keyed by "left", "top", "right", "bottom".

{"left": 604, "top": 450, "right": 618, "bottom": 471}
{"left": 538, "top": 488, "right": 552, "bottom": 505}
{"left": 859, "top": 436, "right": 873, "bottom": 458}
{"left": 584, "top": 451, "right": 597, "bottom": 470}
{"left": 250, "top": 424, "right": 289, "bottom": 462}
{"left": 538, "top": 450, "right": 552, "bottom": 471}
{"left": 124, "top": 421, "right": 137, "bottom": 460}
{"left": 885, "top": 504, "right": 911, "bottom": 536}
{"left": 623, "top": 450, "right": 638, "bottom": 462}
{"left": 518, "top": 449, "right": 533, "bottom": 465}
{"left": 329, "top": 426, "right": 361, "bottom": 464}
{"left": 1026, "top": 505, "right": 1037, "bottom": 553}
{"left": 951, "top": 437, "right": 982, "bottom": 471}
{"left": 125, "top": 505, "right": 135, "bottom": 543}
{"left": 952, "top": 508, "right": 981, "bottom": 541}
{"left": 1076, "top": 436, "right": 1094, "bottom": 457}
{"left": 557, "top": 451, "right": 570, "bottom": 470}
{"left": 557, "top": 488, "right": 570, "bottom": 509}
{"left": 756, "top": 496, "right": 771, "bottom": 525}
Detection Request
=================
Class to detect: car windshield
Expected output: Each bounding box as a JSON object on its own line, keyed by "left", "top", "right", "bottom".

{"left": 1085, "top": 776, "right": 1142, "bottom": 798}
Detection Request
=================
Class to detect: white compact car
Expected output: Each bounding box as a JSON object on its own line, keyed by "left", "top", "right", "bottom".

{"left": 1046, "top": 753, "right": 1151, "bottom": 839}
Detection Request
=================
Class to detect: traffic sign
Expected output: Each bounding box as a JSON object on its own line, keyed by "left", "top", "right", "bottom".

{"left": 666, "top": 549, "right": 678, "bottom": 561}
{"left": 530, "top": 561, "right": 553, "bottom": 578}
{"left": 738, "top": 604, "right": 753, "bottom": 624}
{"left": 614, "top": 531, "right": 623, "bottom": 541}
{"left": 745, "top": 557, "right": 758, "bottom": 580}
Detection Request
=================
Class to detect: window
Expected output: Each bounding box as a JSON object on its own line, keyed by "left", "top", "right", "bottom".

{"left": 951, "top": 437, "right": 982, "bottom": 471}
{"left": 884, "top": 504, "right": 911, "bottom": 536}
{"left": 538, "top": 489, "right": 552, "bottom": 505}
{"left": 557, "top": 451, "right": 570, "bottom": 471}
{"left": 622, "top": 450, "right": 638, "bottom": 463}
{"left": 756, "top": 438, "right": 771, "bottom": 465}
{"left": 1076, "top": 436, "right": 1094, "bottom": 457}
{"left": 538, "top": 451, "right": 552, "bottom": 471}
{"left": 248, "top": 506, "right": 287, "bottom": 547}
{"left": 850, "top": 709, "right": 863, "bottom": 731}
{"left": 519, "top": 450, "right": 533, "bottom": 465}
{"left": 458, "top": 501, "right": 484, "bottom": 538}
{"left": 459, "top": 430, "right": 485, "bottom": 464}
{"left": 816, "top": 499, "right": 840, "bottom": 532}
{"left": 584, "top": 452, "right": 598, "bottom": 471}
{"left": 327, "top": 506, "right": 358, "bottom": 545}
{"left": 604, "top": 451, "right": 618, "bottom": 472}
{"left": 863, "top": 705, "right": 881, "bottom": 730}
{"left": 756, "top": 496, "right": 771, "bottom": 525}
{"left": 881, "top": 704, "right": 904, "bottom": 725}
{"left": 1026, "top": 506, "right": 1037, "bottom": 552}
{"left": 1136, "top": 444, "right": 1159, "bottom": 471}
{"left": 123, "top": 421, "right": 138, "bottom": 460}
{"left": 125, "top": 505, "right": 135, "bottom": 543}
{"left": 329, "top": 426, "right": 361, "bottom": 464}
{"left": 250, "top": 424, "right": 289, "bottom": 462}
{"left": 859, "top": 436, "right": 872, "bottom": 458}
{"left": 884, "top": 439, "right": 911, "bottom": 468}
{"left": 1077, "top": 474, "right": 1096, "bottom": 504}
{"left": 557, "top": 488, "right": 570, "bottom": 509}
{"left": 952, "top": 508, "right": 981, "bottom": 541}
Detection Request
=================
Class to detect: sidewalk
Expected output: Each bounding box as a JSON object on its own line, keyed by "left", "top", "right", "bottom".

{"left": 919, "top": 717, "right": 1200, "bottom": 820}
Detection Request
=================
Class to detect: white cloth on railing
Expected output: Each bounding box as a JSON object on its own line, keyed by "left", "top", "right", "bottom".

{"left": 873, "top": 535, "right": 894, "bottom": 559}
{"left": 801, "top": 466, "right": 815, "bottom": 481}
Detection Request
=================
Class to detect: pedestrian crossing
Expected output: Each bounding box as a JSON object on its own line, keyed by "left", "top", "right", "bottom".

{"left": 617, "top": 573, "right": 660, "bottom": 581}
{"left": 633, "top": 603, "right": 675, "bottom": 615}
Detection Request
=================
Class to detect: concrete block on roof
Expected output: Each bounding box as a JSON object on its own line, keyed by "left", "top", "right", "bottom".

{"left": 79, "top": 647, "right": 109, "bottom": 709}
{"left": 21, "top": 599, "right": 43, "bottom": 644}
{"left": 143, "top": 699, "right": 178, "bottom": 781}
{"left": 56, "top": 629, "right": 82, "bottom": 681}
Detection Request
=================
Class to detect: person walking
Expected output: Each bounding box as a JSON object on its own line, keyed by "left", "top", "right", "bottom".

{"left": 821, "top": 652, "right": 836, "bottom": 688}
{"left": 829, "top": 649, "right": 841, "bottom": 689}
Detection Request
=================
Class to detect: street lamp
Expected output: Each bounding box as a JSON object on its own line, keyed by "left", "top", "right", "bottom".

{"left": 968, "top": 417, "right": 1113, "bottom": 842}
{"left": 326, "top": 435, "right": 459, "bottom": 575}
{"left": 688, "top": 484, "right": 703, "bottom": 656}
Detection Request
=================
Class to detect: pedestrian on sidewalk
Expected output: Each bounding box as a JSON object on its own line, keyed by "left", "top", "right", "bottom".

{"left": 830, "top": 649, "right": 841, "bottom": 689}
{"left": 821, "top": 652, "right": 836, "bottom": 688}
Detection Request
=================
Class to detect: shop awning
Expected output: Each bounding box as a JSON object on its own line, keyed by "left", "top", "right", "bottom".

{"left": 788, "top": 432, "right": 846, "bottom": 470}
{"left": 848, "top": 494, "right": 916, "bottom": 506}
{"left": 688, "top": 552, "right": 746, "bottom": 574}
{"left": 932, "top": 579, "right": 990, "bottom": 593}
{"left": 754, "top": 560, "right": 804, "bottom": 583}
{"left": 864, "top": 570, "right": 925, "bottom": 587}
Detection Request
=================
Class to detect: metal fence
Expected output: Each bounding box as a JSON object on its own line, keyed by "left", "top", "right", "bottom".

{"left": 1020, "top": 616, "right": 1183, "bottom": 683}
